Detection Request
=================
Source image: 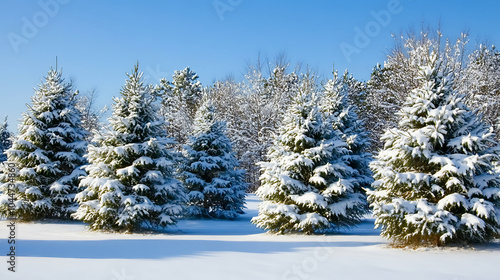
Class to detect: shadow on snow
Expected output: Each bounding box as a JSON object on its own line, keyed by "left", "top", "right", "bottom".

{"left": 6, "top": 239, "right": 383, "bottom": 260}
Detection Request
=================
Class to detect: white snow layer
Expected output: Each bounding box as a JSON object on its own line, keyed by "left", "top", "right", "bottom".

{"left": 0, "top": 194, "right": 498, "bottom": 280}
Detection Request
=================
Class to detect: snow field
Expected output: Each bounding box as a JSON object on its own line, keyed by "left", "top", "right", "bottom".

{"left": 0, "top": 194, "right": 499, "bottom": 280}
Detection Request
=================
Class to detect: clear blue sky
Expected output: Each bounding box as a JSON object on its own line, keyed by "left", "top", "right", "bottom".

{"left": 1, "top": 0, "right": 499, "bottom": 132}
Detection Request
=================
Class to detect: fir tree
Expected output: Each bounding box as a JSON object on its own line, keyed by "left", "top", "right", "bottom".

{"left": 369, "top": 54, "right": 500, "bottom": 246}
{"left": 0, "top": 68, "right": 87, "bottom": 220}
{"left": 252, "top": 79, "right": 369, "bottom": 234}
{"left": 73, "top": 64, "right": 187, "bottom": 232}
{"left": 181, "top": 98, "right": 247, "bottom": 219}
{"left": 0, "top": 117, "right": 12, "bottom": 163}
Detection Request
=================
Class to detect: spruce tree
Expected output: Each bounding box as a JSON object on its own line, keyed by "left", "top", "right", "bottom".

{"left": 159, "top": 67, "right": 203, "bottom": 147}
{"left": 0, "top": 117, "right": 12, "bottom": 163}
{"left": 321, "top": 70, "right": 373, "bottom": 213}
{"left": 369, "top": 54, "right": 500, "bottom": 246}
{"left": 364, "top": 30, "right": 469, "bottom": 151}
{"left": 171, "top": 67, "right": 202, "bottom": 118}
{"left": 252, "top": 79, "right": 369, "bottom": 234}
{"left": 181, "top": 98, "right": 247, "bottom": 219}
{"left": 73, "top": 64, "right": 187, "bottom": 232}
{"left": 0, "top": 68, "right": 87, "bottom": 220}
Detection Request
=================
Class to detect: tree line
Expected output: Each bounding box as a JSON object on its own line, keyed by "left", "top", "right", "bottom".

{"left": 0, "top": 28, "right": 499, "bottom": 247}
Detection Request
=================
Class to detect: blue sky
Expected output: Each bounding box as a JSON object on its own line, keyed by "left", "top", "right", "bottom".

{"left": 1, "top": 0, "right": 499, "bottom": 131}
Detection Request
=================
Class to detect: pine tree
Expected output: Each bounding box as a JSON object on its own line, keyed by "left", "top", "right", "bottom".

{"left": 321, "top": 70, "right": 373, "bottom": 210}
{"left": 369, "top": 54, "right": 500, "bottom": 246}
{"left": 158, "top": 78, "right": 187, "bottom": 146}
{"left": 0, "top": 117, "right": 12, "bottom": 163}
{"left": 252, "top": 79, "right": 369, "bottom": 234}
{"left": 364, "top": 30, "right": 469, "bottom": 151}
{"left": 0, "top": 68, "right": 87, "bottom": 220}
{"left": 159, "top": 67, "right": 203, "bottom": 147}
{"left": 181, "top": 98, "right": 247, "bottom": 219}
{"left": 172, "top": 67, "right": 202, "bottom": 118}
{"left": 73, "top": 64, "right": 187, "bottom": 232}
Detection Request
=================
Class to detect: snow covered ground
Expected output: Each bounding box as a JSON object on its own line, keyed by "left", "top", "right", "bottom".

{"left": 1, "top": 194, "right": 499, "bottom": 280}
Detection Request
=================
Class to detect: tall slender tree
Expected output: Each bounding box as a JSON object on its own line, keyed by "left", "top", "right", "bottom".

{"left": 159, "top": 67, "right": 203, "bottom": 147}
{"left": 321, "top": 69, "right": 373, "bottom": 213}
{"left": 172, "top": 67, "right": 203, "bottom": 118}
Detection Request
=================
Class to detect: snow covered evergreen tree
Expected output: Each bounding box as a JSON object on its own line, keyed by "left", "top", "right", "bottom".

{"left": 73, "top": 64, "right": 187, "bottom": 232}
{"left": 0, "top": 117, "right": 12, "bottom": 163}
{"left": 172, "top": 67, "right": 202, "bottom": 118}
{"left": 158, "top": 78, "right": 188, "bottom": 147}
{"left": 0, "top": 68, "right": 87, "bottom": 220}
{"left": 181, "top": 98, "right": 247, "bottom": 219}
{"left": 369, "top": 54, "right": 500, "bottom": 246}
{"left": 159, "top": 67, "right": 203, "bottom": 147}
{"left": 321, "top": 70, "right": 373, "bottom": 206}
{"left": 365, "top": 30, "right": 469, "bottom": 151}
{"left": 252, "top": 79, "right": 369, "bottom": 234}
